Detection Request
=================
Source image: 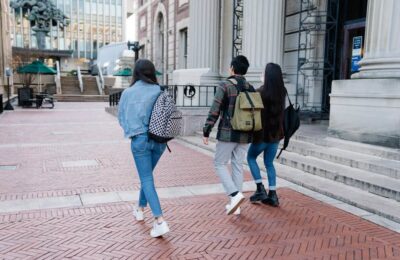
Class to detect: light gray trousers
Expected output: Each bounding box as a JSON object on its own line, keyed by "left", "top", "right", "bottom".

{"left": 214, "top": 141, "right": 249, "bottom": 195}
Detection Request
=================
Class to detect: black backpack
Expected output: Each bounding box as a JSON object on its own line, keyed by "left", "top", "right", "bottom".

{"left": 276, "top": 91, "right": 300, "bottom": 159}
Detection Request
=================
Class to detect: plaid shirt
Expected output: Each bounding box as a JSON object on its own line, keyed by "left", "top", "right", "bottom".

{"left": 203, "top": 75, "right": 255, "bottom": 143}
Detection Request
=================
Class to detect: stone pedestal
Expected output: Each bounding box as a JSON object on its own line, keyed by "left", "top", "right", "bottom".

{"left": 329, "top": 0, "right": 400, "bottom": 148}
{"left": 329, "top": 79, "right": 400, "bottom": 148}
{"left": 242, "top": 0, "right": 285, "bottom": 85}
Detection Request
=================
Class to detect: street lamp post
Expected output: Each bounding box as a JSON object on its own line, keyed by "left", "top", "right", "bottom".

{"left": 4, "top": 68, "right": 14, "bottom": 111}
{"left": 127, "top": 41, "right": 144, "bottom": 62}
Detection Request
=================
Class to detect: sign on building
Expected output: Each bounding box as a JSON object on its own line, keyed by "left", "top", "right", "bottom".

{"left": 351, "top": 36, "right": 363, "bottom": 73}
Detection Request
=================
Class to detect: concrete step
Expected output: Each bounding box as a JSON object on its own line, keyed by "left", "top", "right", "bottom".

{"left": 82, "top": 77, "right": 100, "bottom": 95}
{"left": 198, "top": 129, "right": 400, "bottom": 161}
{"left": 275, "top": 163, "right": 400, "bottom": 223}
{"left": 286, "top": 139, "right": 400, "bottom": 179}
{"left": 60, "top": 88, "right": 81, "bottom": 95}
{"left": 294, "top": 130, "right": 400, "bottom": 161}
{"left": 195, "top": 130, "right": 400, "bottom": 200}
{"left": 278, "top": 150, "right": 400, "bottom": 201}
{"left": 178, "top": 135, "right": 400, "bottom": 223}
{"left": 54, "top": 95, "right": 108, "bottom": 102}
{"left": 196, "top": 130, "right": 400, "bottom": 180}
{"left": 60, "top": 77, "right": 81, "bottom": 95}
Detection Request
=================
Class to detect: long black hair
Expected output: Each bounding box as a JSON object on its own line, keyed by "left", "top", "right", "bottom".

{"left": 131, "top": 59, "right": 158, "bottom": 86}
{"left": 260, "top": 63, "right": 286, "bottom": 138}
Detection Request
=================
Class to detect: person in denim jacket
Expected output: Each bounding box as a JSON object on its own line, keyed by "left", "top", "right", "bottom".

{"left": 118, "top": 59, "right": 170, "bottom": 238}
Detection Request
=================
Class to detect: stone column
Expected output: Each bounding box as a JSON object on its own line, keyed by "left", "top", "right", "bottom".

{"left": 187, "top": 0, "right": 220, "bottom": 72}
{"left": 173, "top": 0, "right": 220, "bottom": 86}
{"left": 355, "top": 0, "right": 400, "bottom": 78}
{"left": 242, "top": 0, "right": 285, "bottom": 84}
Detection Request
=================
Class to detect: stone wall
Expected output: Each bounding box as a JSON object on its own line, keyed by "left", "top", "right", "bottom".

{"left": 0, "top": 0, "right": 13, "bottom": 96}
{"left": 105, "top": 106, "right": 209, "bottom": 136}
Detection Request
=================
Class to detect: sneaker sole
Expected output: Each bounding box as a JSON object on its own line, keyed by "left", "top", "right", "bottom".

{"left": 261, "top": 200, "right": 279, "bottom": 207}
{"left": 151, "top": 228, "right": 170, "bottom": 238}
{"left": 227, "top": 197, "right": 245, "bottom": 215}
{"left": 250, "top": 196, "right": 268, "bottom": 204}
{"left": 133, "top": 212, "right": 144, "bottom": 221}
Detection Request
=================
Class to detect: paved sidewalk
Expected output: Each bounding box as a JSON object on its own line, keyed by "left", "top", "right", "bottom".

{"left": 0, "top": 103, "right": 399, "bottom": 259}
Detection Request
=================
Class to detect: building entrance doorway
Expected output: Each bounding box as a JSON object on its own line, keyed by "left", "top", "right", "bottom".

{"left": 340, "top": 21, "right": 365, "bottom": 79}
{"left": 334, "top": 0, "right": 368, "bottom": 80}
{"left": 320, "top": 0, "right": 367, "bottom": 115}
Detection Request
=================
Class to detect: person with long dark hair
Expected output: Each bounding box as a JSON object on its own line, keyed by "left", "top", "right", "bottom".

{"left": 118, "top": 59, "right": 170, "bottom": 237}
{"left": 247, "top": 63, "right": 286, "bottom": 207}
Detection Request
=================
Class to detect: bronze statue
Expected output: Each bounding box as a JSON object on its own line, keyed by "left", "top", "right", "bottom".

{"left": 10, "top": 0, "right": 70, "bottom": 49}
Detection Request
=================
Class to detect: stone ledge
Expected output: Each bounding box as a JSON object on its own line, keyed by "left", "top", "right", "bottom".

{"left": 105, "top": 106, "right": 209, "bottom": 136}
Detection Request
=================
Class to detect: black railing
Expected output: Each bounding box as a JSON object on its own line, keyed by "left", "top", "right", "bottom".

{"left": 109, "top": 85, "right": 217, "bottom": 108}
{"left": 109, "top": 90, "right": 122, "bottom": 106}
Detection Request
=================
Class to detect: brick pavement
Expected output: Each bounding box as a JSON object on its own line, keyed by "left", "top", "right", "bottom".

{"left": 0, "top": 190, "right": 400, "bottom": 259}
{"left": 0, "top": 103, "right": 251, "bottom": 200}
{"left": 1, "top": 103, "right": 400, "bottom": 259}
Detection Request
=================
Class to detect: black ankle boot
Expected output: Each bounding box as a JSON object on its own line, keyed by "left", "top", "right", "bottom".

{"left": 250, "top": 184, "right": 268, "bottom": 203}
{"left": 262, "top": 190, "right": 279, "bottom": 207}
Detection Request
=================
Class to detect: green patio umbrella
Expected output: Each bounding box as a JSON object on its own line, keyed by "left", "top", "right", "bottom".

{"left": 113, "top": 67, "right": 132, "bottom": 76}
{"left": 18, "top": 60, "right": 57, "bottom": 92}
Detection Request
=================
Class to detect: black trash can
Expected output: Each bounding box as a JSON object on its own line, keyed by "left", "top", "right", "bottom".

{"left": 18, "top": 87, "right": 33, "bottom": 107}
{"left": 0, "top": 94, "right": 3, "bottom": 114}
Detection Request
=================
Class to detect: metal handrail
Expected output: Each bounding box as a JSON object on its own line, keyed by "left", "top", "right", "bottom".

{"left": 97, "top": 64, "right": 105, "bottom": 94}
{"left": 109, "top": 85, "right": 217, "bottom": 108}
{"left": 77, "top": 66, "right": 83, "bottom": 93}
{"left": 55, "top": 61, "right": 62, "bottom": 94}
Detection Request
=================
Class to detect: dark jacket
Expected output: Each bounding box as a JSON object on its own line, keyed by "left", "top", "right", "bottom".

{"left": 203, "top": 75, "right": 255, "bottom": 143}
{"left": 253, "top": 86, "right": 285, "bottom": 143}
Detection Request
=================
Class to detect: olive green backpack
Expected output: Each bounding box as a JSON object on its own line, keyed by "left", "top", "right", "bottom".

{"left": 228, "top": 78, "right": 264, "bottom": 132}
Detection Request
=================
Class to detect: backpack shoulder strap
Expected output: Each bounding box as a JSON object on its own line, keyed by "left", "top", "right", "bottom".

{"left": 285, "top": 87, "right": 293, "bottom": 106}
{"left": 227, "top": 77, "right": 242, "bottom": 92}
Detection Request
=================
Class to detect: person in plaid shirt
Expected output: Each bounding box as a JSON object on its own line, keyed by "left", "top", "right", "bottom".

{"left": 203, "top": 55, "right": 255, "bottom": 215}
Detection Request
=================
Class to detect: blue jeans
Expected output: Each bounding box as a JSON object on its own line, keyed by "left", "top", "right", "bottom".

{"left": 131, "top": 133, "right": 166, "bottom": 217}
{"left": 247, "top": 142, "right": 279, "bottom": 190}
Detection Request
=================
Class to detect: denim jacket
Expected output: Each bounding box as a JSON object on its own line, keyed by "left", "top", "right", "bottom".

{"left": 118, "top": 80, "right": 161, "bottom": 138}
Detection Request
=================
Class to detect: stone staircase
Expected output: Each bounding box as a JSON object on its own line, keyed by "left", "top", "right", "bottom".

{"left": 56, "top": 76, "right": 107, "bottom": 102}
{"left": 60, "top": 76, "right": 81, "bottom": 95}
{"left": 178, "top": 124, "right": 400, "bottom": 223}
{"left": 82, "top": 76, "right": 101, "bottom": 95}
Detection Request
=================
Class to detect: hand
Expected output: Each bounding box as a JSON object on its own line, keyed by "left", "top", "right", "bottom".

{"left": 203, "top": 137, "right": 209, "bottom": 145}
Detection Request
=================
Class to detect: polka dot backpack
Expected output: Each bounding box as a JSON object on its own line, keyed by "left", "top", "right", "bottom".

{"left": 148, "top": 88, "right": 183, "bottom": 150}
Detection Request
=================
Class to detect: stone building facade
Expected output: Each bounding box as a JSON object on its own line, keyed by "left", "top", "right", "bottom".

{"left": 0, "top": 0, "right": 13, "bottom": 97}
{"left": 135, "top": 0, "right": 189, "bottom": 84}
{"left": 135, "top": 0, "right": 398, "bottom": 148}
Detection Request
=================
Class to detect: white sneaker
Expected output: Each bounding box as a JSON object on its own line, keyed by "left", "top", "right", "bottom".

{"left": 150, "top": 221, "right": 170, "bottom": 238}
{"left": 133, "top": 208, "right": 144, "bottom": 221}
{"left": 226, "top": 204, "right": 241, "bottom": 215}
{"left": 226, "top": 192, "right": 245, "bottom": 215}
